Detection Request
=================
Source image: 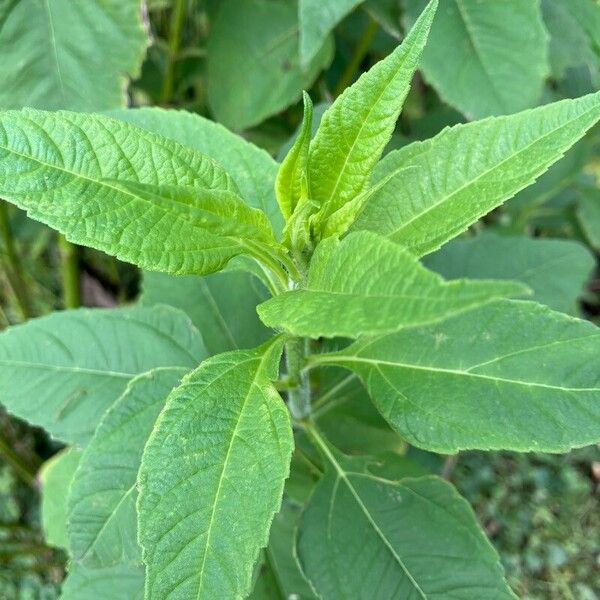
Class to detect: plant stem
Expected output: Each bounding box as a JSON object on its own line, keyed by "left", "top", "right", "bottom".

{"left": 441, "top": 454, "right": 459, "bottom": 480}
{"left": 286, "top": 338, "right": 311, "bottom": 419}
{"left": 0, "top": 200, "right": 33, "bottom": 319}
{"left": 0, "top": 433, "right": 38, "bottom": 487}
{"left": 160, "top": 0, "right": 187, "bottom": 105}
{"left": 58, "top": 234, "right": 81, "bottom": 308}
{"left": 334, "top": 17, "right": 378, "bottom": 97}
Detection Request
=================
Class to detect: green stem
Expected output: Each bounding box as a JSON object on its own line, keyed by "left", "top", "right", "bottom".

{"left": 58, "top": 234, "right": 81, "bottom": 309}
{"left": 0, "top": 433, "right": 38, "bottom": 487}
{"left": 286, "top": 338, "right": 311, "bottom": 419}
{"left": 160, "top": 0, "right": 187, "bottom": 104}
{"left": 334, "top": 17, "right": 378, "bottom": 97}
{"left": 0, "top": 200, "right": 33, "bottom": 319}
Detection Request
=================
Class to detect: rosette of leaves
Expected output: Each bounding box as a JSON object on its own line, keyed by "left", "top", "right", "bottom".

{"left": 1, "top": 2, "right": 600, "bottom": 597}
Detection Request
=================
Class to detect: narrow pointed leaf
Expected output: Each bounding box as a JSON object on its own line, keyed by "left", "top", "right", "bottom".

{"left": 258, "top": 232, "right": 528, "bottom": 338}
{"left": 68, "top": 368, "right": 186, "bottom": 568}
{"left": 0, "top": 306, "right": 206, "bottom": 444}
{"left": 354, "top": 91, "right": 600, "bottom": 256}
{"left": 276, "top": 92, "right": 314, "bottom": 220}
{"left": 314, "top": 300, "right": 600, "bottom": 453}
{"left": 138, "top": 340, "right": 293, "bottom": 600}
{"left": 308, "top": 0, "right": 437, "bottom": 218}
{"left": 0, "top": 109, "right": 245, "bottom": 275}
{"left": 297, "top": 437, "right": 513, "bottom": 599}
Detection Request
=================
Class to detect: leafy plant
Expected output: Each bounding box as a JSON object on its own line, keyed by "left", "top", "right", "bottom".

{"left": 0, "top": 1, "right": 600, "bottom": 597}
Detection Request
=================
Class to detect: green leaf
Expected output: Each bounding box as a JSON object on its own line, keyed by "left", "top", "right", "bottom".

{"left": 0, "top": 305, "right": 206, "bottom": 444}
{"left": 297, "top": 431, "right": 513, "bottom": 599}
{"left": 308, "top": 0, "right": 437, "bottom": 220}
{"left": 0, "top": 0, "right": 147, "bottom": 110}
{"left": 276, "top": 92, "right": 314, "bottom": 221}
{"left": 40, "top": 447, "right": 83, "bottom": 551}
{"left": 207, "top": 0, "right": 333, "bottom": 130}
{"left": 138, "top": 339, "right": 293, "bottom": 600}
{"left": 67, "top": 368, "right": 186, "bottom": 568}
{"left": 109, "top": 107, "right": 283, "bottom": 233}
{"left": 258, "top": 232, "right": 528, "bottom": 338}
{"left": 299, "top": 0, "right": 364, "bottom": 66}
{"left": 354, "top": 92, "right": 600, "bottom": 256}
{"left": 577, "top": 187, "right": 600, "bottom": 251}
{"left": 313, "top": 299, "right": 600, "bottom": 453}
{"left": 424, "top": 232, "right": 594, "bottom": 315}
{"left": 0, "top": 109, "right": 251, "bottom": 275}
{"left": 140, "top": 270, "right": 271, "bottom": 356}
{"left": 404, "top": 0, "right": 549, "bottom": 119}
{"left": 106, "top": 180, "right": 280, "bottom": 275}
{"left": 60, "top": 563, "right": 144, "bottom": 600}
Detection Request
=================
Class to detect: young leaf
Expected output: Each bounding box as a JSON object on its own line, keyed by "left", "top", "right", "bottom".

{"left": 109, "top": 107, "right": 283, "bottom": 233}
{"left": 67, "top": 368, "right": 186, "bottom": 569}
{"left": 404, "top": 0, "right": 549, "bottom": 118}
{"left": 299, "top": 0, "right": 364, "bottom": 66}
{"left": 0, "top": 109, "right": 249, "bottom": 275}
{"left": 354, "top": 91, "right": 600, "bottom": 256}
{"left": 276, "top": 92, "right": 314, "bottom": 220}
{"left": 424, "top": 232, "right": 594, "bottom": 315}
{"left": 258, "top": 232, "right": 529, "bottom": 338}
{"left": 0, "top": 305, "right": 206, "bottom": 444}
{"left": 307, "top": 0, "right": 437, "bottom": 220}
{"left": 138, "top": 339, "right": 293, "bottom": 600}
{"left": 40, "top": 447, "right": 83, "bottom": 551}
{"left": 141, "top": 270, "right": 271, "bottom": 356}
{"left": 60, "top": 563, "right": 144, "bottom": 600}
{"left": 0, "top": 0, "right": 148, "bottom": 110}
{"left": 313, "top": 300, "right": 600, "bottom": 453}
{"left": 297, "top": 432, "right": 514, "bottom": 599}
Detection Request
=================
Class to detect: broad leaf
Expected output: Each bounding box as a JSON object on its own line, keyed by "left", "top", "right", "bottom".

{"left": 141, "top": 271, "right": 270, "bottom": 355}
{"left": 40, "top": 447, "right": 82, "bottom": 551}
{"left": 138, "top": 339, "right": 293, "bottom": 600}
{"left": 207, "top": 0, "right": 333, "bottom": 130}
{"left": 308, "top": 0, "right": 437, "bottom": 220}
{"left": 0, "top": 0, "right": 147, "bottom": 110}
{"left": 110, "top": 107, "right": 282, "bottom": 233}
{"left": 299, "top": 0, "right": 364, "bottom": 66}
{"left": 297, "top": 434, "right": 513, "bottom": 599}
{"left": 424, "top": 232, "right": 594, "bottom": 315}
{"left": 61, "top": 563, "right": 144, "bottom": 600}
{"left": 313, "top": 300, "right": 600, "bottom": 453}
{"left": 68, "top": 368, "right": 186, "bottom": 568}
{"left": 354, "top": 92, "right": 600, "bottom": 256}
{"left": 258, "top": 232, "right": 528, "bottom": 338}
{"left": 0, "top": 305, "right": 206, "bottom": 444}
{"left": 404, "top": 0, "right": 548, "bottom": 118}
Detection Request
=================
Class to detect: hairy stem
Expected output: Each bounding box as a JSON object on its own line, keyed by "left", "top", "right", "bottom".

{"left": 58, "top": 234, "right": 81, "bottom": 309}
{"left": 0, "top": 200, "right": 33, "bottom": 320}
{"left": 160, "top": 0, "right": 187, "bottom": 104}
{"left": 334, "top": 17, "right": 378, "bottom": 97}
{"left": 286, "top": 338, "right": 311, "bottom": 419}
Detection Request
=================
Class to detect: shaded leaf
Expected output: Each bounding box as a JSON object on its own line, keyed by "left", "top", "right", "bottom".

{"left": 61, "top": 563, "right": 144, "bottom": 600}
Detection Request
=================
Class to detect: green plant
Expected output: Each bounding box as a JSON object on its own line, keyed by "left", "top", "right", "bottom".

{"left": 0, "top": 1, "right": 600, "bottom": 597}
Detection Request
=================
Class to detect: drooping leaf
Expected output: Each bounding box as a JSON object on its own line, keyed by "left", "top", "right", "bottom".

{"left": 258, "top": 232, "right": 528, "bottom": 338}
{"left": 354, "top": 91, "right": 600, "bottom": 256}
{"left": 276, "top": 92, "right": 314, "bottom": 221}
{"left": 297, "top": 433, "right": 514, "bottom": 599}
{"left": 424, "top": 232, "right": 594, "bottom": 315}
{"left": 0, "top": 0, "right": 148, "bottom": 110}
{"left": 67, "top": 368, "right": 186, "bottom": 568}
{"left": 109, "top": 107, "right": 283, "bottom": 233}
{"left": 141, "top": 270, "right": 271, "bottom": 356}
{"left": 308, "top": 0, "right": 437, "bottom": 220}
{"left": 577, "top": 186, "right": 600, "bottom": 251}
{"left": 299, "top": 0, "right": 364, "bottom": 66}
{"left": 60, "top": 563, "right": 144, "bottom": 600}
{"left": 40, "top": 447, "right": 83, "bottom": 551}
{"left": 138, "top": 339, "right": 293, "bottom": 600}
{"left": 207, "top": 0, "right": 333, "bottom": 130}
{"left": 0, "top": 109, "right": 257, "bottom": 275}
{"left": 313, "top": 299, "right": 600, "bottom": 453}
{"left": 404, "top": 0, "right": 549, "bottom": 119}
{"left": 0, "top": 305, "right": 206, "bottom": 444}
